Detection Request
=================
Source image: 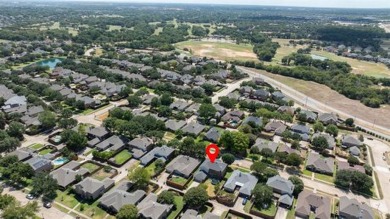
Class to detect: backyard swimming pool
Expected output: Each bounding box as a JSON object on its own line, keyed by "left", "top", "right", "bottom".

{"left": 52, "top": 157, "right": 69, "bottom": 166}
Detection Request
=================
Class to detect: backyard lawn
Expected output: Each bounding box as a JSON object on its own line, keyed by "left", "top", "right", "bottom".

{"left": 80, "top": 162, "right": 100, "bottom": 173}
{"left": 170, "top": 176, "right": 188, "bottom": 185}
{"left": 145, "top": 161, "right": 157, "bottom": 176}
{"left": 38, "top": 148, "right": 53, "bottom": 155}
{"left": 29, "top": 143, "right": 44, "bottom": 150}
{"left": 252, "top": 202, "right": 277, "bottom": 217}
{"left": 56, "top": 189, "right": 79, "bottom": 208}
{"left": 91, "top": 168, "right": 115, "bottom": 181}
{"left": 113, "top": 150, "right": 132, "bottom": 165}
{"left": 167, "top": 195, "right": 184, "bottom": 219}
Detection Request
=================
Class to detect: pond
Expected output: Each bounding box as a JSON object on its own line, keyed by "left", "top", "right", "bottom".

{"left": 36, "top": 58, "right": 64, "bottom": 69}
{"left": 310, "top": 54, "right": 328, "bottom": 61}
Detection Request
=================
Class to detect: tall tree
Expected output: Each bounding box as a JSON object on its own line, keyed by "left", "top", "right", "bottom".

{"left": 183, "top": 187, "right": 208, "bottom": 209}
{"left": 38, "top": 111, "right": 57, "bottom": 130}
{"left": 116, "top": 204, "right": 138, "bottom": 219}
{"left": 128, "top": 167, "right": 150, "bottom": 190}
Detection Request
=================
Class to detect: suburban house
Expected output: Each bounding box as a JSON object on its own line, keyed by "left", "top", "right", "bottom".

{"left": 129, "top": 137, "right": 154, "bottom": 159}
{"left": 338, "top": 196, "right": 374, "bottom": 219}
{"left": 94, "top": 135, "right": 128, "bottom": 151}
{"left": 272, "top": 91, "right": 285, "bottom": 100}
{"left": 299, "top": 110, "right": 318, "bottom": 122}
{"left": 137, "top": 193, "right": 173, "bottom": 219}
{"left": 277, "top": 144, "right": 300, "bottom": 156}
{"left": 221, "top": 110, "right": 245, "bottom": 128}
{"left": 242, "top": 116, "right": 262, "bottom": 127}
{"left": 253, "top": 77, "right": 265, "bottom": 85}
{"left": 295, "top": 190, "right": 331, "bottom": 219}
{"left": 342, "top": 135, "right": 363, "bottom": 148}
{"left": 251, "top": 89, "right": 270, "bottom": 101}
{"left": 1, "top": 95, "right": 27, "bottom": 110}
{"left": 169, "top": 100, "right": 191, "bottom": 111}
{"left": 290, "top": 124, "right": 311, "bottom": 141}
{"left": 337, "top": 161, "right": 365, "bottom": 174}
{"left": 9, "top": 148, "right": 34, "bottom": 161}
{"left": 50, "top": 167, "right": 90, "bottom": 189}
{"left": 312, "top": 133, "right": 336, "bottom": 149}
{"left": 140, "top": 145, "right": 175, "bottom": 166}
{"left": 251, "top": 138, "right": 280, "bottom": 153}
{"left": 24, "top": 156, "right": 53, "bottom": 172}
{"left": 194, "top": 159, "right": 228, "bottom": 182}
{"left": 278, "top": 106, "right": 295, "bottom": 115}
{"left": 180, "top": 209, "right": 219, "bottom": 219}
{"left": 349, "top": 146, "right": 361, "bottom": 156}
{"left": 99, "top": 189, "right": 146, "bottom": 214}
{"left": 223, "top": 170, "right": 258, "bottom": 197}
{"left": 87, "top": 127, "right": 110, "bottom": 142}
{"left": 318, "top": 113, "right": 338, "bottom": 125}
{"left": 264, "top": 120, "right": 287, "bottom": 135}
{"left": 204, "top": 127, "right": 222, "bottom": 143}
{"left": 181, "top": 122, "right": 206, "bottom": 136}
{"left": 74, "top": 177, "right": 115, "bottom": 200}
{"left": 266, "top": 175, "right": 295, "bottom": 207}
{"left": 306, "top": 152, "right": 335, "bottom": 175}
{"left": 165, "top": 119, "right": 187, "bottom": 132}
{"left": 166, "top": 155, "right": 200, "bottom": 179}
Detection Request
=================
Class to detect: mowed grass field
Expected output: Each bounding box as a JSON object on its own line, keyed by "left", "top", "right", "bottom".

{"left": 311, "top": 50, "right": 390, "bottom": 78}
{"left": 269, "top": 38, "right": 306, "bottom": 65}
{"left": 175, "top": 40, "right": 258, "bottom": 62}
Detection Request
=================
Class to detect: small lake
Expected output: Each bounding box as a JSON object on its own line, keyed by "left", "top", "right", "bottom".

{"left": 310, "top": 54, "right": 328, "bottom": 61}
{"left": 36, "top": 58, "right": 64, "bottom": 69}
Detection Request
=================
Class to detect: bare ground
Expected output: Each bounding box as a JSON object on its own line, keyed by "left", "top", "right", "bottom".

{"left": 257, "top": 70, "right": 390, "bottom": 130}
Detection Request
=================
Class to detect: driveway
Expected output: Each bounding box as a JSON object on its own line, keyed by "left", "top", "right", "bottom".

{"left": 275, "top": 207, "right": 288, "bottom": 219}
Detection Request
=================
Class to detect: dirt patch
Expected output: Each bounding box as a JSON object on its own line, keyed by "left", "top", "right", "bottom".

{"left": 256, "top": 70, "right": 390, "bottom": 130}
{"left": 96, "top": 112, "right": 109, "bottom": 121}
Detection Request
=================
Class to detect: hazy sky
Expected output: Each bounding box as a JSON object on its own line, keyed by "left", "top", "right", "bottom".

{"left": 75, "top": 0, "right": 390, "bottom": 9}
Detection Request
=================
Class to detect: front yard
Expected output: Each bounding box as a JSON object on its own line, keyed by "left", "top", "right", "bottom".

{"left": 167, "top": 195, "right": 184, "bottom": 219}
{"left": 251, "top": 202, "right": 277, "bottom": 217}
{"left": 314, "top": 173, "right": 334, "bottom": 184}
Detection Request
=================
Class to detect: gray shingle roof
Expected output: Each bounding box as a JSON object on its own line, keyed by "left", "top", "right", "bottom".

{"left": 252, "top": 139, "right": 279, "bottom": 153}
{"left": 129, "top": 137, "right": 153, "bottom": 151}
{"left": 205, "top": 127, "right": 222, "bottom": 142}
{"left": 266, "top": 175, "right": 294, "bottom": 196}
{"left": 306, "top": 152, "right": 334, "bottom": 174}
{"left": 242, "top": 116, "right": 262, "bottom": 127}
{"left": 295, "top": 190, "right": 331, "bottom": 219}
{"left": 87, "top": 127, "right": 109, "bottom": 139}
{"left": 165, "top": 119, "right": 187, "bottom": 131}
{"left": 95, "top": 135, "right": 128, "bottom": 151}
{"left": 99, "top": 190, "right": 146, "bottom": 213}
{"left": 342, "top": 135, "right": 363, "bottom": 147}
{"left": 182, "top": 122, "right": 206, "bottom": 136}
{"left": 224, "top": 170, "right": 258, "bottom": 197}
{"left": 50, "top": 167, "right": 89, "bottom": 188}
{"left": 140, "top": 145, "right": 175, "bottom": 166}
{"left": 166, "top": 155, "right": 200, "bottom": 178}
{"left": 137, "top": 193, "right": 173, "bottom": 219}
{"left": 312, "top": 132, "right": 336, "bottom": 149}
{"left": 339, "top": 196, "right": 374, "bottom": 219}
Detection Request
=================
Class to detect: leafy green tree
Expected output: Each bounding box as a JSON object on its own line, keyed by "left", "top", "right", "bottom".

{"left": 218, "top": 97, "right": 237, "bottom": 109}
{"left": 311, "top": 136, "right": 329, "bottom": 151}
{"left": 199, "top": 104, "right": 216, "bottom": 120}
{"left": 345, "top": 118, "right": 354, "bottom": 126}
{"left": 313, "top": 121, "right": 324, "bottom": 132}
{"left": 151, "top": 97, "right": 161, "bottom": 108}
{"left": 30, "top": 173, "right": 58, "bottom": 200}
{"left": 0, "top": 112, "right": 6, "bottom": 129}
{"left": 61, "top": 130, "right": 87, "bottom": 152}
{"left": 128, "top": 167, "right": 150, "bottom": 190}
{"left": 0, "top": 137, "right": 20, "bottom": 153}
{"left": 325, "top": 124, "right": 339, "bottom": 137}
{"left": 291, "top": 140, "right": 300, "bottom": 149}
{"left": 364, "top": 164, "right": 373, "bottom": 175}
{"left": 260, "top": 148, "right": 274, "bottom": 159}
{"left": 221, "top": 153, "right": 235, "bottom": 165}
{"left": 160, "top": 93, "right": 173, "bottom": 106}
{"left": 158, "top": 105, "right": 172, "bottom": 117}
{"left": 127, "top": 95, "right": 142, "bottom": 108}
{"left": 38, "top": 111, "right": 56, "bottom": 130}
{"left": 58, "top": 118, "right": 78, "bottom": 129}
{"left": 183, "top": 187, "right": 208, "bottom": 209}
{"left": 288, "top": 176, "right": 304, "bottom": 196}
{"left": 219, "top": 131, "right": 249, "bottom": 156}
{"left": 285, "top": 153, "right": 303, "bottom": 167}
{"left": 252, "top": 184, "right": 273, "bottom": 208}
{"left": 157, "top": 190, "right": 175, "bottom": 205}
{"left": 348, "top": 156, "right": 360, "bottom": 165}
{"left": 6, "top": 122, "right": 25, "bottom": 140}
{"left": 116, "top": 204, "right": 138, "bottom": 219}
{"left": 2, "top": 200, "right": 39, "bottom": 219}
{"left": 335, "top": 170, "right": 373, "bottom": 193}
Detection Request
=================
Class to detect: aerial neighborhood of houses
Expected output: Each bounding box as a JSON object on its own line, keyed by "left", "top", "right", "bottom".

{"left": 0, "top": 46, "right": 388, "bottom": 219}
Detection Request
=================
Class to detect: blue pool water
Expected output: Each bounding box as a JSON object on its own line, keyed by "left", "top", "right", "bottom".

{"left": 52, "top": 157, "right": 69, "bottom": 166}
{"left": 36, "top": 58, "right": 63, "bottom": 69}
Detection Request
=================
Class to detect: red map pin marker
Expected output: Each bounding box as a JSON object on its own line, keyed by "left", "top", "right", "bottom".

{"left": 206, "top": 143, "right": 220, "bottom": 163}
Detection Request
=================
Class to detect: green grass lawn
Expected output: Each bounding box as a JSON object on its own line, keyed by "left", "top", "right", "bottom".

{"left": 315, "top": 173, "right": 334, "bottom": 184}
{"left": 286, "top": 199, "right": 297, "bottom": 219}
{"left": 29, "top": 143, "right": 44, "bottom": 150}
{"left": 80, "top": 162, "right": 100, "bottom": 173}
{"left": 145, "top": 161, "right": 157, "bottom": 176}
{"left": 167, "top": 195, "right": 184, "bottom": 219}
{"left": 302, "top": 169, "right": 313, "bottom": 177}
{"left": 76, "top": 199, "right": 107, "bottom": 219}
{"left": 170, "top": 176, "right": 188, "bottom": 185}
{"left": 55, "top": 189, "right": 79, "bottom": 208}
{"left": 114, "top": 150, "right": 132, "bottom": 165}
{"left": 253, "top": 203, "right": 277, "bottom": 217}
{"left": 38, "top": 148, "right": 53, "bottom": 155}
{"left": 80, "top": 104, "right": 112, "bottom": 115}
